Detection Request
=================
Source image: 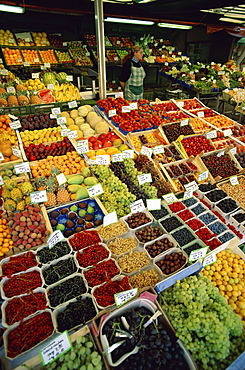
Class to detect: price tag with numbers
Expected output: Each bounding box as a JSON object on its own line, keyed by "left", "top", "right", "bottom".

{"left": 52, "top": 108, "right": 61, "bottom": 115}
{"left": 56, "top": 173, "right": 67, "bottom": 186}
{"left": 14, "top": 162, "right": 30, "bottom": 174}
{"left": 230, "top": 176, "right": 239, "bottom": 186}
{"left": 34, "top": 58, "right": 39, "bottom": 63}
{"left": 9, "top": 120, "right": 21, "bottom": 130}
{"left": 203, "top": 253, "right": 216, "bottom": 267}
{"left": 176, "top": 101, "right": 184, "bottom": 108}
{"left": 76, "top": 139, "right": 89, "bottom": 154}
{"left": 184, "top": 190, "right": 193, "bottom": 200}
{"left": 87, "top": 183, "right": 104, "bottom": 197}
{"left": 122, "top": 106, "right": 130, "bottom": 113}
{"left": 223, "top": 128, "right": 232, "bottom": 137}
{"left": 115, "top": 92, "right": 124, "bottom": 98}
{"left": 68, "top": 130, "right": 78, "bottom": 139}
{"left": 112, "top": 153, "right": 123, "bottom": 162}
{"left": 180, "top": 119, "right": 189, "bottom": 126}
{"left": 109, "top": 109, "right": 117, "bottom": 117}
{"left": 66, "top": 75, "right": 73, "bottom": 81}
{"left": 23, "top": 62, "right": 30, "bottom": 67}
{"left": 189, "top": 247, "right": 208, "bottom": 262}
{"left": 198, "top": 171, "right": 208, "bottom": 182}
{"left": 129, "top": 102, "right": 138, "bottom": 110}
{"left": 0, "top": 70, "right": 8, "bottom": 75}
{"left": 0, "top": 176, "right": 4, "bottom": 185}
{"left": 122, "top": 150, "right": 134, "bottom": 159}
{"left": 197, "top": 111, "right": 204, "bottom": 118}
{"left": 130, "top": 199, "right": 145, "bottom": 213}
{"left": 206, "top": 130, "right": 217, "bottom": 139}
{"left": 140, "top": 146, "right": 152, "bottom": 158}
{"left": 164, "top": 62, "right": 168, "bottom": 66}
{"left": 61, "top": 129, "right": 70, "bottom": 137}
{"left": 12, "top": 147, "right": 21, "bottom": 158}
{"left": 48, "top": 230, "right": 65, "bottom": 249}
{"left": 146, "top": 198, "right": 161, "bottom": 211}
{"left": 30, "top": 190, "right": 47, "bottom": 204}
{"left": 68, "top": 101, "right": 78, "bottom": 109}
{"left": 8, "top": 38, "right": 14, "bottom": 43}
{"left": 184, "top": 181, "right": 198, "bottom": 192}
{"left": 63, "top": 42, "right": 67, "bottom": 46}
{"left": 114, "top": 288, "right": 138, "bottom": 307}
{"left": 40, "top": 65, "right": 46, "bottom": 70}
{"left": 7, "top": 86, "right": 15, "bottom": 93}
{"left": 103, "top": 211, "right": 118, "bottom": 227}
{"left": 96, "top": 155, "right": 110, "bottom": 165}
{"left": 47, "top": 84, "right": 54, "bottom": 90}
{"left": 8, "top": 114, "right": 18, "bottom": 120}
{"left": 230, "top": 147, "right": 237, "bottom": 155}
{"left": 0, "top": 152, "right": 4, "bottom": 161}
{"left": 217, "top": 150, "right": 225, "bottom": 157}
{"left": 163, "top": 193, "right": 178, "bottom": 204}
{"left": 44, "top": 63, "right": 51, "bottom": 68}
{"left": 137, "top": 173, "right": 152, "bottom": 185}
{"left": 32, "top": 73, "right": 40, "bottom": 79}
{"left": 57, "top": 117, "right": 67, "bottom": 125}
{"left": 153, "top": 145, "right": 164, "bottom": 155}
{"left": 0, "top": 59, "right": 2, "bottom": 63}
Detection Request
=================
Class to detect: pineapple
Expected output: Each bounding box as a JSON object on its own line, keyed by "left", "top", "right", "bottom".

{"left": 7, "top": 93, "right": 18, "bottom": 107}
{"left": 57, "top": 187, "right": 70, "bottom": 204}
{"left": 17, "top": 91, "right": 29, "bottom": 106}
{"left": 46, "top": 177, "right": 57, "bottom": 193}
{"left": 16, "top": 84, "right": 27, "bottom": 92}
{"left": 44, "top": 192, "right": 57, "bottom": 207}
{"left": 29, "top": 93, "right": 41, "bottom": 105}
{"left": 0, "top": 84, "right": 6, "bottom": 95}
{"left": 0, "top": 93, "right": 7, "bottom": 107}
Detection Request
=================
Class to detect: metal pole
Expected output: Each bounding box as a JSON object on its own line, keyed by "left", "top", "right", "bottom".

{"left": 94, "top": 0, "right": 107, "bottom": 99}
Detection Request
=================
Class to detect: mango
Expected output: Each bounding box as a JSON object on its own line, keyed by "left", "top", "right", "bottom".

{"left": 84, "top": 177, "right": 98, "bottom": 186}
{"left": 68, "top": 184, "right": 83, "bottom": 193}
{"left": 67, "top": 175, "right": 84, "bottom": 185}
{"left": 81, "top": 167, "right": 91, "bottom": 178}
{"left": 76, "top": 187, "right": 89, "bottom": 200}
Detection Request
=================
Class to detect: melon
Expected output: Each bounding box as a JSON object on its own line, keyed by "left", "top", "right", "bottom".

{"left": 75, "top": 116, "right": 85, "bottom": 125}
{"left": 69, "top": 124, "right": 79, "bottom": 131}
{"left": 86, "top": 111, "right": 98, "bottom": 123}
{"left": 83, "top": 105, "right": 93, "bottom": 112}
{"left": 60, "top": 111, "right": 70, "bottom": 119}
{"left": 80, "top": 124, "right": 91, "bottom": 131}
{"left": 66, "top": 117, "right": 74, "bottom": 126}
{"left": 95, "top": 121, "right": 109, "bottom": 134}
{"left": 70, "top": 109, "right": 79, "bottom": 119}
{"left": 78, "top": 106, "right": 88, "bottom": 117}
{"left": 89, "top": 116, "right": 103, "bottom": 129}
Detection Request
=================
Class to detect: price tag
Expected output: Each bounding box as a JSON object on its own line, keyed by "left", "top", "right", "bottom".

{"left": 68, "top": 130, "right": 78, "bottom": 139}
{"left": 122, "top": 105, "right": 130, "bottom": 113}
{"left": 114, "top": 57, "right": 119, "bottom": 61}
{"left": 8, "top": 38, "right": 14, "bottom": 43}
{"left": 57, "top": 117, "right": 67, "bottom": 125}
{"left": 114, "top": 288, "right": 138, "bottom": 307}
{"left": 87, "top": 183, "right": 104, "bottom": 197}
{"left": 47, "top": 230, "right": 65, "bottom": 249}
{"left": 44, "top": 63, "right": 51, "bottom": 68}
{"left": 230, "top": 175, "right": 239, "bottom": 186}
{"left": 115, "top": 92, "right": 124, "bottom": 98}
{"left": 68, "top": 101, "right": 78, "bottom": 108}
{"left": 0, "top": 69, "right": 8, "bottom": 75}
{"left": 117, "top": 40, "right": 121, "bottom": 45}
{"left": 96, "top": 155, "right": 110, "bottom": 165}
{"left": 129, "top": 102, "right": 138, "bottom": 110}
{"left": 86, "top": 52, "right": 90, "bottom": 57}
{"left": 50, "top": 114, "right": 57, "bottom": 119}
{"left": 63, "top": 42, "right": 68, "bottom": 46}
{"left": 9, "top": 120, "right": 21, "bottom": 129}
{"left": 14, "top": 162, "right": 30, "bottom": 174}
{"left": 169, "top": 51, "right": 172, "bottom": 55}
{"left": 184, "top": 190, "right": 193, "bottom": 200}
{"left": 197, "top": 111, "right": 204, "bottom": 118}
{"left": 206, "top": 130, "right": 217, "bottom": 139}
{"left": 146, "top": 198, "right": 161, "bottom": 211}
{"left": 0, "top": 59, "right": 2, "bottom": 63}
{"left": 17, "top": 59, "right": 22, "bottom": 63}
{"left": 75, "top": 140, "right": 89, "bottom": 154}
{"left": 130, "top": 199, "right": 145, "bottom": 214}
{"left": 140, "top": 146, "right": 152, "bottom": 158}
{"left": 0, "top": 176, "right": 4, "bottom": 185}
{"left": 137, "top": 173, "right": 152, "bottom": 185}
{"left": 217, "top": 150, "right": 225, "bottom": 157}
{"left": 66, "top": 75, "right": 73, "bottom": 81}
{"left": 160, "top": 39, "right": 163, "bottom": 42}
{"left": 52, "top": 108, "right": 61, "bottom": 115}
{"left": 32, "top": 73, "right": 39, "bottom": 79}
{"left": 218, "top": 71, "right": 224, "bottom": 75}
{"left": 112, "top": 153, "right": 123, "bottom": 162}
{"left": 12, "top": 147, "right": 21, "bottom": 158}
{"left": 6, "top": 86, "right": 15, "bottom": 93}
{"left": 230, "top": 147, "right": 237, "bottom": 155}
{"left": 189, "top": 247, "right": 208, "bottom": 262}
{"left": 61, "top": 129, "right": 70, "bottom": 137}
{"left": 109, "top": 109, "right": 117, "bottom": 117}
{"left": 103, "top": 211, "right": 118, "bottom": 227}
{"left": 153, "top": 145, "right": 165, "bottom": 155}
{"left": 40, "top": 65, "right": 46, "bottom": 70}
{"left": 41, "top": 40, "right": 47, "bottom": 45}
{"left": 203, "top": 253, "right": 216, "bottom": 266}
{"left": 8, "top": 114, "right": 18, "bottom": 120}
{"left": 164, "top": 62, "right": 169, "bottom": 66}
{"left": 30, "top": 190, "right": 47, "bottom": 204}
{"left": 184, "top": 181, "right": 198, "bottom": 191}
{"left": 23, "top": 62, "right": 30, "bottom": 67}
{"left": 178, "top": 52, "right": 181, "bottom": 55}
{"left": 47, "top": 84, "right": 54, "bottom": 90}
{"left": 163, "top": 193, "right": 178, "bottom": 204}
{"left": 25, "top": 37, "right": 30, "bottom": 42}
{"left": 0, "top": 152, "right": 4, "bottom": 161}
{"left": 176, "top": 101, "right": 184, "bottom": 108}
{"left": 223, "top": 128, "right": 232, "bottom": 137}
{"left": 198, "top": 171, "right": 208, "bottom": 182}
{"left": 180, "top": 119, "right": 189, "bottom": 126}
{"left": 34, "top": 58, "right": 39, "bottom": 63}
{"left": 56, "top": 173, "right": 67, "bottom": 186}
{"left": 122, "top": 150, "right": 134, "bottom": 159}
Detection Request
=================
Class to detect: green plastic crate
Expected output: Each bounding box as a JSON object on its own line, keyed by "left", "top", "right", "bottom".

{"left": 0, "top": 105, "right": 31, "bottom": 116}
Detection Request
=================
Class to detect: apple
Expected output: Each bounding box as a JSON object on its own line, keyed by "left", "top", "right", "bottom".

{"left": 98, "top": 133, "right": 107, "bottom": 141}
{"left": 103, "top": 141, "right": 113, "bottom": 148}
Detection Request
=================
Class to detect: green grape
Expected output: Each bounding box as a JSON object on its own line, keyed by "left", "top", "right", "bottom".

{"left": 87, "top": 364, "right": 94, "bottom": 370}
{"left": 80, "top": 366, "right": 86, "bottom": 370}
{"left": 79, "top": 346, "right": 86, "bottom": 355}
{"left": 85, "top": 348, "right": 91, "bottom": 355}
{"left": 95, "top": 365, "right": 102, "bottom": 370}
{"left": 64, "top": 354, "right": 70, "bottom": 362}
{"left": 76, "top": 337, "right": 82, "bottom": 344}
{"left": 70, "top": 351, "right": 76, "bottom": 361}
{"left": 92, "top": 358, "right": 100, "bottom": 366}
{"left": 67, "top": 361, "right": 73, "bottom": 370}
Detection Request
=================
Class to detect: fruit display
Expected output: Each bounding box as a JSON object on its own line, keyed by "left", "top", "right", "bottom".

{"left": 24, "top": 137, "right": 74, "bottom": 161}
{"left": 2, "top": 178, "right": 34, "bottom": 212}
{"left": 121, "top": 36, "right": 134, "bottom": 47}
{"left": 68, "top": 41, "right": 92, "bottom": 66}
{"left": 48, "top": 33, "right": 63, "bottom": 47}
{"left": 21, "top": 49, "right": 41, "bottom": 64}
{"left": 24, "top": 78, "right": 45, "bottom": 90}
{"left": 53, "top": 82, "right": 80, "bottom": 102}
{"left": 39, "top": 49, "right": 58, "bottom": 64}
{"left": 19, "top": 113, "right": 58, "bottom": 131}
{"left": 3, "top": 48, "right": 23, "bottom": 65}
{"left": 0, "top": 29, "right": 17, "bottom": 46}
{"left": 20, "top": 126, "right": 62, "bottom": 146}
{"left": 32, "top": 31, "right": 50, "bottom": 46}
{"left": 109, "top": 36, "right": 124, "bottom": 47}
{"left": 56, "top": 50, "right": 74, "bottom": 63}
{"left": 84, "top": 34, "right": 97, "bottom": 46}
{"left": 106, "top": 49, "right": 120, "bottom": 62}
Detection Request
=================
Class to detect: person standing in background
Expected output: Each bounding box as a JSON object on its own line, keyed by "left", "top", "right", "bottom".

{"left": 119, "top": 45, "right": 146, "bottom": 100}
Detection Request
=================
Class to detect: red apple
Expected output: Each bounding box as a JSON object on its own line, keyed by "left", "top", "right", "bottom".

{"left": 98, "top": 133, "right": 107, "bottom": 141}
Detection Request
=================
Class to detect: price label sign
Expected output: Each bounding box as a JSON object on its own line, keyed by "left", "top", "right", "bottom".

{"left": 30, "top": 190, "right": 47, "bottom": 204}
{"left": 197, "top": 111, "right": 205, "bottom": 118}
{"left": 146, "top": 198, "right": 161, "bottom": 211}
{"left": 140, "top": 146, "right": 153, "bottom": 158}
{"left": 206, "top": 130, "right": 217, "bottom": 139}
{"left": 14, "top": 162, "right": 30, "bottom": 174}
{"left": 114, "top": 57, "right": 119, "bottom": 61}
{"left": 103, "top": 211, "right": 118, "bottom": 227}
{"left": 198, "top": 171, "right": 208, "bottom": 182}
{"left": 108, "top": 109, "right": 117, "bottom": 117}
{"left": 47, "top": 230, "right": 65, "bottom": 249}
{"left": 68, "top": 130, "right": 78, "bottom": 139}
{"left": 7, "top": 86, "right": 15, "bottom": 93}
{"left": 34, "top": 58, "right": 39, "bottom": 63}
{"left": 76, "top": 140, "right": 89, "bottom": 154}
{"left": 203, "top": 253, "right": 217, "bottom": 266}
{"left": 153, "top": 145, "right": 164, "bottom": 155}
{"left": 115, "top": 92, "right": 124, "bottom": 98}
{"left": 0, "top": 176, "right": 4, "bottom": 185}
{"left": 217, "top": 150, "right": 225, "bottom": 157}
{"left": 130, "top": 199, "right": 145, "bottom": 214}
{"left": 115, "top": 288, "right": 138, "bottom": 307}
{"left": 176, "top": 101, "right": 184, "bottom": 108}
{"left": 230, "top": 147, "right": 237, "bottom": 155}
{"left": 112, "top": 153, "right": 123, "bottom": 162}
{"left": 40, "top": 65, "right": 46, "bottom": 70}
{"left": 189, "top": 247, "right": 208, "bottom": 262}
{"left": 23, "top": 62, "right": 30, "bottom": 67}
{"left": 56, "top": 173, "right": 67, "bottom": 186}
{"left": 44, "top": 63, "right": 51, "bottom": 68}
{"left": 223, "top": 128, "right": 232, "bottom": 137}
{"left": 61, "top": 129, "right": 70, "bottom": 137}
{"left": 12, "top": 147, "right": 21, "bottom": 158}
{"left": 180, "top": 119, "right": 189, "bottom": 127}
{"left": 122, "top": 105, "right": 130, "bottom": 113}
{"left": 47, "top": 84, "right": 54, "bottom": 90}
{"left": 230, "top": 176, "right": 239, "bottom": 186}
{"left": 9, "top": 120, "right": 21, "bottom": 130}
{"left": 32, "top": 73, "right": 40, "bottom": 79}
{"left": 0, "top": 59, "right": 2, "bottom": 63}
{"left": 122, "top": 150, "right": 134, "bottom": 159}
{"left": 164, "top": 62, "right": 169, "bottom": 66}
{"left": 184, "top": 181, "right": 198, "bottom": 192}
{"left": 0, "top": 70, "right": 8, "bottom": 75}
{"left": 0, "top": 152, "right": 4, "bottom": 161}
{"left": 117, "top": 40, "right": 120, "bottom": 44}
{"left": 52, "top": 108, "right": 61, "bottom": 115}
{"left": 129, "top": 102, "right": 138, "bottom": 110}
{"left": 8, "top": 114, "right": 18, "bottom": 120}
{"left": 96, "top": 155, "right": 110, "bottom": 165}
{"left": 8, "top": 38, "right": 14, "bottom": 43}
{"left": 184, "top": 190, "right": 193, "bottom": 200}
{"left": 87, "top": 183, "right": 104, "bottom": 197}
{"left": 68, "top": 101, "right": 78, "bottom": 109}
{"left": 163, "top": 193, "right": 178, "bottom": 204}
{"left": 66, "top": 75, "right": 73, "bottom": 81}
{"left": 137, "top": 173, "right": 152, "bottom": 185}
{"left": 63, "top": 42, "right": 68, "bottom": 46}
{"left": 57, "top": 117, "right": 67, "bottom": 125}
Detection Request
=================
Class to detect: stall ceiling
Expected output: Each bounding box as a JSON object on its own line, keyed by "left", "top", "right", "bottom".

{"left": 2, "top": 0, "right": 244, "bottom": 25}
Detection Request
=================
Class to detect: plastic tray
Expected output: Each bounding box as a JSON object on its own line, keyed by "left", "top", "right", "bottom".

{"left": 170, "top": 225, "right": 197, "bottom": 248}
{"left": 75, "top": 243, "right": 111, "bottom": 269}
{"left": 134, "top": 221, "right": 165, "bottom": 246}
{"left": 35, "top": 240, "right": 73, "bottom": 265}
{"left": 158, "top": 214, "right": 184, "bottom": 234}
{"left": 128, "top": 263, "right": 163, "bottom": 291}
{"left": 144, "top": 234, "right": 178, "bottom": 261}
{"left": 116, "top": 247, "right": 150, "bottom": 276}
{"left": 97, "top": 220, "right": 128, "bottom": 242}
{"left": 154, "top": 247, "right": 188, "bottom": 278}
{"left": 40, "top": 254, "right": 79, "bottom": 286}
{"left": 0, "top": 250, "right": 37, "bottom": 278}
{"left": 121, "top": 210, "right": 153, "bottom": 232}
{"left": 106, "top": 231, "right": 139, "bottom": 257}
{"left": 83, "top": 257, "right": 121, "bottom": 288}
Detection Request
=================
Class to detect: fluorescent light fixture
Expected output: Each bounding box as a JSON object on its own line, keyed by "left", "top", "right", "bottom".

{"left": 157, "top": 22, "right": 192, "bottom": 30}
{"left": 219, "top": 17, "right": 244, "bottom": 23}
{"left": 224, "top": 13, "right": 245, "bottom": 19}
{"left": 0, "top": 4, "right": 25, "bottom": 13}
{"left": 104, "top": 17, "right": 154, "bottom": 25}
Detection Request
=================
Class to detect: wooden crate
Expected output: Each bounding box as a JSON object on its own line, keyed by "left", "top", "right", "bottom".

{"left": 173, "top": 134, "right": 215, "bottom": 159}
{"left": 127, "top": 127, "right": 169, "bottom": 154}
